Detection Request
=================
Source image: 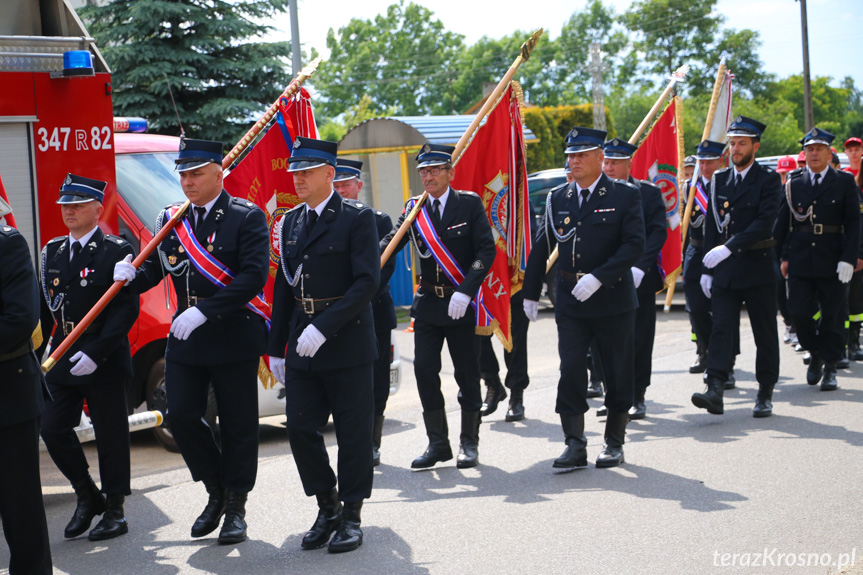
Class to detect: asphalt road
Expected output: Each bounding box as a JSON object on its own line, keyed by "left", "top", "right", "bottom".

{"left": 3, "top": 304, "right": 862, "bottom": 575}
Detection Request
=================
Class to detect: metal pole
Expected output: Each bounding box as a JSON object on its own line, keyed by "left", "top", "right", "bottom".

{"left": 289, "top": 0, "right": 301, "bottom": 76}
{"left": 799, "top": 0, "right": 814, "bottom": 131}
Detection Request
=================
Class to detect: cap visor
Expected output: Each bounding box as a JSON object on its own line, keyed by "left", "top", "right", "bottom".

{"left": 565, "top": 145, "right": 600, "bottom": 154}
{"left": 697, "top": 155, "right": 722, "bottom": 161}
{"left": 416, "top": 160, "right": 451, "bottom": 169}
{"left": 803, "top": 140, "right": 831, "bottom": 147}
{"left": 175, "top": 160, "right": 216, "bottom": 172}
{"left": 603, "top": 152, "right": 632, "bottom": 159}
{"left": 57, "top": 194, "right": 98, "bottom": 204}
{"left": 725, "top": 130, "right": 757, "bottom": 138}
{"left": 287, "top": 160, "right": 328, "bottom": 173}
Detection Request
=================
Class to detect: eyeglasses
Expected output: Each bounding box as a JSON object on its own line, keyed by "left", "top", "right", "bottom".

{"left": 417, "top": 166, "right": 449, "bottom": 177}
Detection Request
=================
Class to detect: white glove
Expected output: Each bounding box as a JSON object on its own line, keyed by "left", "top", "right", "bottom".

{"left": 269, "top": 356, "right": 285, "bottom": 384}
{"left": 700, "top": 274, "right": 713, "bottom": 299}
{"left": 448, "top": 291, "right": 472, "bottom": 320}
{"left": 702, "top": 245, "right": 731, "bottom": 269}
{"left": 296, "top": 324, "right": 326, "bottom": 357}
{"left": 631, "top": 267, "right": 645, "bottom": 289}
{"left": 571, "top": 273, "right": 601, "bottom": 302}
{"left": 837, "top": 261, "right": 854, "bottom": 283}
{"left": 69, "top": 351, "right": 97, "bottom": 376}
{"left": 523, "top": 299, "right": 539, "bottom": 322}
{"left": 170, "top": 306, "right": 207, "bottom": 340}
{"left": 113, "top": 254, "right": 135, "bottom": 283}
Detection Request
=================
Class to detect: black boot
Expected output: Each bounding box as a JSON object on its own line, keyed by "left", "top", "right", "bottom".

{"left": 411, "top": 410, "right": 453, "bottom": 469}
{"left": 301, "top": 487, "right": 341, "bottom": 550}
{"left": 88, "top": 494, "right": 128, "bottom": 541}
{"left": 480, "top": 375, "right": 507, "bottom": 416}
{"left": 837, "top": 346, "right": 850, "bottom": 369}
{"left": 456, "top": 410, "right": 480, "bottom": 469}
{"left": 328, "top": 501, "right": 363, "bottom": 553}
{"left": 65, "top": 475, "right": 106, "bottom": 538}
{"left": 724, "top": 369, "right": 736, "bottom": 390}
{"left": 689, "top": 352, "right": 707, "bottom": 374}
{"left": 753, "top": 384, "right": 774, "bottom": 418}
{"left": 552, "top": 414, "right": 587, "bottom": 471}
{"left": 806, "top": 353, "right": 823, "bottom": 385}
{"left": 821, "top": 363, "right": 839, "bottom": 391}
{"left": 217, "top": 491, "right": 248, "bottom": 544}
{"left": 596, "top": 410, "right": 627, "bottom": 468}
{"left": 692, "top": 375, "right": 725, "bottom": 415}
{"left": 372, "top": 415, "right": 384, "bottom": 467}
{"left": 850, "top": 322, "right": 863, "bottom": 361}
{"left": 505, "top": 388, "right": 525, "bottom": 422}
{"left": 628, "top": 388, "right": 646, "bottom": 420}
{"left": 191, "top": 477, "right": 227, "bottom": 538}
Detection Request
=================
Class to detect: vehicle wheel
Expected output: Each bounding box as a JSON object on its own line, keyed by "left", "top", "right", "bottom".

{"left": 545, "top": 261, "right": 558, "bottom": 308}
{"left": 146, "top": 358, "right": 219, "bottom": 452}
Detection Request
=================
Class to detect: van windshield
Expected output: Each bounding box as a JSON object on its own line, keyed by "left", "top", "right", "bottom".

{"left": 115, "top": 153, "right": 185, "bottom": 233}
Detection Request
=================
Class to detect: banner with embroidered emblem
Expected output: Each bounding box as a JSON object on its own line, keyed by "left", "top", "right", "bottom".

{"left": 166, "top": 205, "right": 271, "bottom": 328}
{"left": 449, "top": 83, "right": 531, "bottom": 350}
{"left": 223, "top": 88, "right": 317, "bottom": 386}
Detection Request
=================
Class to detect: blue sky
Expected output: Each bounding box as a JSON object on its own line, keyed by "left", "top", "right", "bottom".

{"left": 272, "top": 0, "right": 861, "bottom": 87}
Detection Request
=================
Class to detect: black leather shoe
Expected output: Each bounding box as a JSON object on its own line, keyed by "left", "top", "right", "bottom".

{"left": 456, "top": 410, "right": 480, "bottom": 469}
{"left": 628, "top": 389, "right": 646, "bottom": 420}
{"left": 596, "top": 411, "right": 627, "bottom": 468}
{"left": 689, "top": 353, "right": 707, "bottom": 374}
{"left": 411, "top": 410, "right": 453, "bottom": 469}
{"left": 795, "top": 343, "right": 805, "bottom": 352}
{"left": 88, "top": 494, "right": 128, "bottom": 541}
{"left": 65, "top": 475, "right": 106, "bottom": 538}
{"left": 217, "top": 492, "right": 248, "bottom": 544}
{"left": 505, "top": 389, "right": 525, "bottom": 422}
{"left": 836, "top": 356, "right": 850, "bottom": 369}
{"left": 806, "top": 355, "right": 822, "bottom": 385}
{"left": 596, "top": 405, "right": 608, "bottom": 417}
{"left": 328, "top": 501, "right": 363, "bottom": 553}
{"left": 821, "top": 365, "right": 839, "bottom": 391}
{"left": 724, "top": 370, "right": 736, "bottom": 390}
{"left": 372, "top": 415, "right": 384, "bottom": 467}
{"left": 691, "top": 376, "right": 725, "bottom": 415}
{"left": 191, "top": 477, "right": 227, "bottom": 538}
{"left": 480, "top": 377, "right": 507, "bottom": 416}
{"left": 553, "top": 414, "right": 587, "bottom": 471}
{"left": 586, "top": 378, "right": 604, "bottom": 398}
{"left": 302, "top": 488, "right": 341, "bottom": 550}
{"left": 753, "top": 384, "right": 774, "bottom": 418}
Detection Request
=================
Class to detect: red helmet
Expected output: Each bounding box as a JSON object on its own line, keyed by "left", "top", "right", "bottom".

{"left": 797, "top": 150, "right": 806, "bottom": 162}
{"left": 776, "top": 156, "right": 796, "bottom": 173}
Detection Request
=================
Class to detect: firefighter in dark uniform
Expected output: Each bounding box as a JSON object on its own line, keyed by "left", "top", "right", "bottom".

{"left": 113, "top": 139, "right": 269, "bottom": 544}
{"left": 849, "top": 169, "right": 863, "bottom": 362}
{"left": 333, "top": 158, "right": 397, "bottom": 466}
{"left": 774, "top": 127, "right": 861, "bottom": 391}
{"left": 600, "top": 138, "right": 666, "bottom": 420}
{"left": 39, "top": 174, "right": 137, "bottom": 541}
{"left": 683, "top": 141, "right": 725, "bottom": 374}
{"left": 523, "top": 127, "right": 645, "bottom": 470}
{"left": 267, "top": 138, "right": 380, "bottom": 553}
{"left": 0, "top": 224, "right": 53, "bottom": 574}
{"left": 693, "top": 116, "right": 781, "bottom": 417}
{"left": 380, "top": 143, "right": 496, "bottom": 470}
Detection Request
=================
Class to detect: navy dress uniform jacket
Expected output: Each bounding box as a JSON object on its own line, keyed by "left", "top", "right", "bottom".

{"left": 130, "top": 190, "right": 269, "bottom": 364}
{"left": 39, "top": 228, "right": 138, "bottom": 386}
{"left": 703, "top": 164, "right": 782, "bottom": 289}
{"left": 268, "top": 193, "right": 380, "bottom": 370}
{"left": 381, "top": 188, "right": 496, "bottom": 327}
{"left": 0, "top": 226, "right": 49, "bottom": 426}
{"left": 523, "top": 174, "right": 645, "bottom": 315}
{"left": 774, "top": 167, "right": 861, "bottom": 277}
{"left": 629, "top": 176, "right": 667, "bottom": 294}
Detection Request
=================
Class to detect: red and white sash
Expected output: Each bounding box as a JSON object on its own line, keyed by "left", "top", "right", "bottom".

{"left": 166, "top": 205, "right": 271, "bottom": 328}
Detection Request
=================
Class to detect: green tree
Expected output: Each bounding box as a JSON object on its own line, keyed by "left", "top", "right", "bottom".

{"left": 81, "top": 0, "right": 294, "bottom": 146}
{"left": 315, "top": 1, "right": 464, "bottom": 119}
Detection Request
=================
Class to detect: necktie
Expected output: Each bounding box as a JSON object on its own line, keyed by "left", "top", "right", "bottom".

{"left": 580, "top": 188, "right": 590, "bottom": 208}
{"left": 735, "top": 173, "right": 742, "bottom": 187}
{"left": 813, "top": 173, "right": 821, "bottom": 189}
{"left": 70, "top": 241, "right": 82, "bottom": 266}
{"left": 306, "top": 209, "right": 318, "bottom": 233}
{"left": 432, "top": 199, "right": 442, "bottom": 226}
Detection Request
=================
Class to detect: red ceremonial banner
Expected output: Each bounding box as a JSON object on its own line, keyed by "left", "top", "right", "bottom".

{"left": 451, "top": 84, "right": 531, "bottom": 350}
{"left": 223, "top": 89, "right": 317, "bottom": 383}
{"left": 630, "top": 99, "right": 683, "bottom": 288}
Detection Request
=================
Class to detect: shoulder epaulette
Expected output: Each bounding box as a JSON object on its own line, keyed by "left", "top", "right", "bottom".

{"left": 163, "top": 201, "right": 184, "bottom": 209}
{"left": 47, "top": 236, "right": 66, "bottom": 244}
{"left": 0, "top": 225, "right": 16, "bottom": 235}
{"left": 229, "top": 197, "right": 259, "bottom": 210}
{"left": 715, "top": 167, "right": 732, "bottom": 175}
{"left": 454, "top": 189, "right": 480, "bottom": 199}
{"left": 617, "top": 179, "right": 639, "bottom": 190}
{"left": 105, "top": 234, "right": 127, "bottom": 246}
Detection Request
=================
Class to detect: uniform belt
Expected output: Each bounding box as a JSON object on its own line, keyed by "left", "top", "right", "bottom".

{"left": 747, "top": 238, "right": 777, "bottom": 250}
{"left": 295, "top": 296, "right": 343, "bottom": 315}
{"left": 0, "top": 339, "right": 33, "bottom": 362}
{"left": 688, "top": 238, "right": 703, "bottom": 248}
{"left": 794, "top": 224, "right": 844, "bottom": 235}
{"left": 420, "top": 280, "right": 457, "bottom": 298}
{"left": 61, "top": 319, "right": 105, "bottom": 336}
{"left": 177, "top": 295, "right": 208, "bottom": 311}
{"left": 560, "top": 270, "right": 586, "bottom": 283}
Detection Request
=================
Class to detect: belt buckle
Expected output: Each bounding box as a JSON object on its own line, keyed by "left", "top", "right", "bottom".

{"left": 576, "top": 272, "right": 585, "bottom": 281}
{"left": 187, "top": 295, "right": 198, "bottom": 306}
{"left": 813, "top": 223, "right": 823, "bottom": 235}
{"left": 64, "top": 321, "right": 75, "bottom": 336}
{"left": 302, "top": 297, "right": 315, "bottom": 315}
{"left": 434, "top": 285, "right": 445, "bottom": 298}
